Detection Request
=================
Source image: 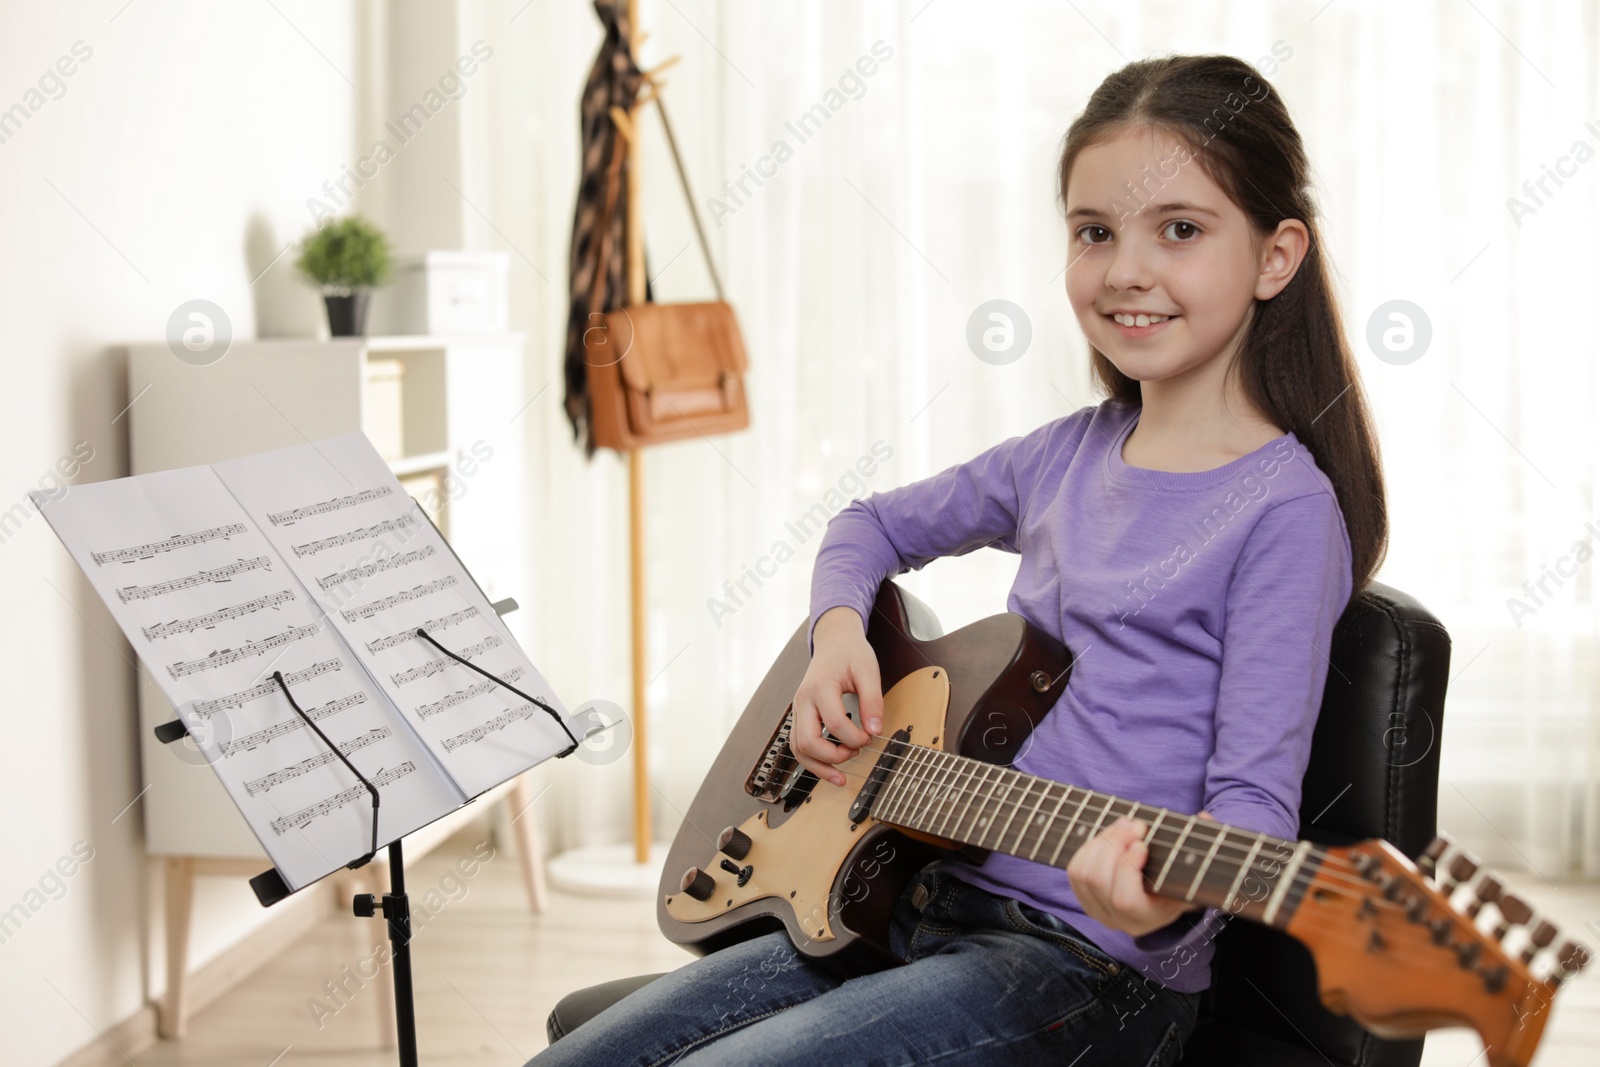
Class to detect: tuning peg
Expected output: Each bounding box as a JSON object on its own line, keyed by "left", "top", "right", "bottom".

{"left": 717, "top": 825, "right": 753, "bottom": 860}
{"left": 1491, "top": 893, "right": 1533, "bottom": 940}
{"left": 1563, "top": 941, "right": 1592, "bottom": 972}
{"left": 679, "top": 866, "right": 715, "bottom": 901}
{"left": 1466, "top": 875, "right": 1503, "bottom": 919}
{"left": 1548, "top": 940, "right": 1592, "bottom": 990}
{"left": 1418, "top": 833, "right": 1453, "bottom": 879}
{"left": 1350, "top": 852, "right": 1379, "bottom": 878}
{"left": 1441, "top": 850, "right": 1480, "bottom": 898}
{"left": 1519, "top": 919, "right": 1558, "bottom": 965}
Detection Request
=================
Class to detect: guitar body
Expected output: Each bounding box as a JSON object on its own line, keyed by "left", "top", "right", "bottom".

{"left": 656, "top": 580, "right": 1072, "bottom": 974}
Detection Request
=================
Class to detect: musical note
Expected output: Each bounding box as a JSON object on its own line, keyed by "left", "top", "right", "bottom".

{"left": 167, "top": 623, "right": 321, "bottom": 678}
{"left": 316, "top": 545, "right": 437, "bottom": 591}
{"left": 90, "top": 523, "right": 248, "bottom": 566}
{"left": 340, "top": 576, "right": 459, "bottom": 622}
{"left": 366, "top": 606, "right": 479, "bottom": 654}
{"left": 390, "top": 635, "right": 501, "bottom": 686}
{"left": 414, "top": 667, "right": 525, "bottom": 720}
{"left": 218, "top": 693, "right": 368, "bottom": 756}
{"left": 442, "top": 705, "right": 537, "bottom": 752}
{"left": 266, "top": 486, "right": 393, "bottom": 526}
{"left": 269, "top": 762, "right": 415, "bottom": 836}
{"left": 116, "top": 556, "right": 273, "bottom": 602}
{"left": 243, "top": 727, "right": 392, "bottom": 795}
{"left": 190, "top": 659, "right": 344, "bottom": 718}
{"left": 291, "top": 514, "right": 416, "bottom": 558}
{"left": 142, "top": 590, "right": 297, "bottom": 641}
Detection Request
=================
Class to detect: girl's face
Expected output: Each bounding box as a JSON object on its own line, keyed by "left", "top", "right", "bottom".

{"left": 1062, "top": 126, "right": 1269, "bottom": 388}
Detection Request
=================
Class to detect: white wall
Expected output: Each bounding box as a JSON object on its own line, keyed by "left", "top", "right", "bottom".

{"left": 0, "top": 4, "right": 360, "bottom": 1064}
{"left": 0, "top": 0, "right": 621, "bottom": 1059}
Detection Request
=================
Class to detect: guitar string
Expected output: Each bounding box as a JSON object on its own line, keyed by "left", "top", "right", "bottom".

{"left": 745, "top": 736, "right": 1561, "bottom": 977}
{"left": 808, "top": 743, "right": 1574, "bottom": 975}
{"left": 771, "top": 694, "right": 1575, "bottom": 966}
{"left": 800, "top": 735, "right": 1437, "bottom": 908}
{"left": 855, "top": 739, "right": 1423, "bottom": 909}
{"left": 823, "top": 732, "right": 1367, "bottom": 878}
{"left": 744, "top": 742, "right": 1556, "bottom": 982}
{"left": 854, "top": 734, "right": 1478, "bottom": 912}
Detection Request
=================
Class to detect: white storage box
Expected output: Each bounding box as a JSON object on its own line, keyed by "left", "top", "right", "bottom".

{"left": 372, "top": 250, "right": 509, "bottom": 336}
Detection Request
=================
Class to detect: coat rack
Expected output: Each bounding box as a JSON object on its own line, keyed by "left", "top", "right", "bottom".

{"left": 550, "top": 0, "right": 682, "bottom": 893}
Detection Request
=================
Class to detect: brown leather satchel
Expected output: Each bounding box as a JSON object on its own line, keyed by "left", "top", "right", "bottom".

{"left": 585, "top": 96, "right": 750, "bottom": 451}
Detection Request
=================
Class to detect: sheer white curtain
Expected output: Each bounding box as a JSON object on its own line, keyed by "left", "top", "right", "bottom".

{"left": 491, "top": 1, "right": 1600, "bottom": 881}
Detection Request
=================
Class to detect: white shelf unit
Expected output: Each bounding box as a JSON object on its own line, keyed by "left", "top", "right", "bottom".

{"left": 126, "top": 334, "right": 546, "bottom": 1044}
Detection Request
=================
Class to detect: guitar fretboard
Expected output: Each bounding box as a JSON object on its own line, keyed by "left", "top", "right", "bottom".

{"left": 872, "top": 739, "right": 1324, "bottom": 927}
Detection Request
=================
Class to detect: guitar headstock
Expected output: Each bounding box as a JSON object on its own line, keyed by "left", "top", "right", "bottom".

{"left": 1284, "top": 833, "right": 1590, "bottom": 1067}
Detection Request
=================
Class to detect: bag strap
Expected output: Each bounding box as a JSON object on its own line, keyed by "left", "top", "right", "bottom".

{"left": 651, "top": 94, "right": 725, "bottom": 302}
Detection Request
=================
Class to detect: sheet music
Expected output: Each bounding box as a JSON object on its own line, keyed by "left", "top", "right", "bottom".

{"left": 212, "top": 433, "right": 575, "bottom": 797}
{"left": 33, "top": 466, "right": 466, "bottom": 891}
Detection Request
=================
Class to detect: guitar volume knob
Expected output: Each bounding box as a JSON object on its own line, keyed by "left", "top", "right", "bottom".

{"left": 680, "top": 867, "right": 715, "bottom": 902}
{"left": 718, "top": 826, "right": 753, "bottom": 860}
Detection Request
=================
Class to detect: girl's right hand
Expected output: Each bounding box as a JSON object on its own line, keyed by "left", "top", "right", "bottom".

{"left": 791, "top": 606, "right": 885, "bottom": 788}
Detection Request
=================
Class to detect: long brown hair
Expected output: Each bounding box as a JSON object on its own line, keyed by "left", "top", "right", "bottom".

{"left": 1059, "top": 54, "right": 1387, "bottom": 601}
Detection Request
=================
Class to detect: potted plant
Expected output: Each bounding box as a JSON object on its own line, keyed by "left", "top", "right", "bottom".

{"left": 295, "top": 215, "right": 392, "bottom": 337}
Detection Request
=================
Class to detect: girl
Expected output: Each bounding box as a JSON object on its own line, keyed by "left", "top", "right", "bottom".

{"left": 529, "top": 52, "right": 1385, "bottom": 1067}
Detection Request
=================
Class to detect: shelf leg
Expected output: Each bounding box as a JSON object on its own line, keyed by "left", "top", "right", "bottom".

{"left": 160, "top": 857, "right": 194, "bottom": 1039}
{"left": 508, "top": 773, "right": 548, "bottom": 912}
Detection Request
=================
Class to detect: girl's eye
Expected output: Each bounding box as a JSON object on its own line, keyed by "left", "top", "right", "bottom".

{"left": 1163, "top": 220, "right": 1200, "bottom": 241}
{"left": 1075, "top": 225, "right": 1112, "bottom": 245}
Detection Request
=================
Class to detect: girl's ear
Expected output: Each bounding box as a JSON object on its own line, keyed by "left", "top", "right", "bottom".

{"left": 1254, "top": 219, "right": 1311, "bottom": 301}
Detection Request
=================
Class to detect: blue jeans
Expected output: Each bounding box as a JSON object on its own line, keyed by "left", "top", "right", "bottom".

{"left": 527, "top": 864, "right": 1202, "bottom": 1066}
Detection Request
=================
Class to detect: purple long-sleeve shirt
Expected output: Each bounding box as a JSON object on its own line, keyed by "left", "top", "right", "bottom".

{"left": 807, "top": 397, "right": 1353, "bottom": 993}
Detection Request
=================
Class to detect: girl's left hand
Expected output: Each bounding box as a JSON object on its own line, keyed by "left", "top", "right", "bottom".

{"left": 1066, "top": 813, "right": 1211, "bottom": 937}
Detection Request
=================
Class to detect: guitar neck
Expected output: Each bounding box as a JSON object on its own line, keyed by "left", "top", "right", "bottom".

{"left": 871, "top": 737, "right": 1323, "bottom": 928}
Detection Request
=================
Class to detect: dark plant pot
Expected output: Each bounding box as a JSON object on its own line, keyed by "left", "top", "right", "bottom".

{"left": 324, "top": 291, "right": 372, "bottom": 337}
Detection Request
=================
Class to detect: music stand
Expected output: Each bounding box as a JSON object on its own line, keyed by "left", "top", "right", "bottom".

{"left": 153, "top": 593, "right": 579, "bottom": 1067}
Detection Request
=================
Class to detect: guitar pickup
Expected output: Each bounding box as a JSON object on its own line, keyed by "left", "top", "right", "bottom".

{"left": 776, "top": 763, "right": 817, "bottom": 810}
{"left": 847, "top": 727, "right": 911, "bottom": 824}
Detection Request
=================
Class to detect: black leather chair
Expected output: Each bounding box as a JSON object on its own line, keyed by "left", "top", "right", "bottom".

{"left": 546, "top": 581, "right": 1451, "bottom": 1066}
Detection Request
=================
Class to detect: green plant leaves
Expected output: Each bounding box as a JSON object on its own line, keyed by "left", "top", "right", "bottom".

{"left": 295, "top": 215, "right": 392, "bottom": 292}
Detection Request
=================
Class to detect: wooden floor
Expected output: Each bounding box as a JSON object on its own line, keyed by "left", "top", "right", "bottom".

{"left": 126, "top": 830, "right": 1600, "bottom": 1067}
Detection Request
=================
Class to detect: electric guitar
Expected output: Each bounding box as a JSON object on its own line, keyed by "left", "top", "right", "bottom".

{"left": 657, "top": 579, "right": 1590, "bottom": 1067}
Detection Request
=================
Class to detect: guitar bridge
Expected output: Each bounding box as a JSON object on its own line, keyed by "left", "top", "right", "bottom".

{"left": 744, "top": 704, "right": 818, "bottom": 810}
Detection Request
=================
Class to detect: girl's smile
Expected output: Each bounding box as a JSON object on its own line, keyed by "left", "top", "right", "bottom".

{"left": 1103, "top": 311, "right": 1180, "bottom": 339}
